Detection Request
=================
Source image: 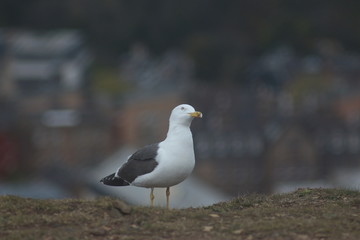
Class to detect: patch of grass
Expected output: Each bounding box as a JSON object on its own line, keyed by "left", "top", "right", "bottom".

{"left": 1, "top": 188, "right": 360, "bottom": 240}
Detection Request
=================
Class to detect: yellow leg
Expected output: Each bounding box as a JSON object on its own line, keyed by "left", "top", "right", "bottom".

{"left": 150, "top": 188, "right": 155, "bottom": 207}
{"left": 166, "top": 187, "right": 170, "bottom": 209}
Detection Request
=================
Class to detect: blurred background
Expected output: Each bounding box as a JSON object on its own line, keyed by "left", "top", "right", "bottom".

{"left": 1, "top": 0, "right": 360, "bottom": 207}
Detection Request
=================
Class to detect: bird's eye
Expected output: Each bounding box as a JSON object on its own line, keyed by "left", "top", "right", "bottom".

{"left": 181, "top": 107, "right": 185, "bottom": 111}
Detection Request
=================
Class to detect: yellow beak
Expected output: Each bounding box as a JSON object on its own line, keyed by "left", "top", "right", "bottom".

{"left": 189, "top": 111, "right": 203, "bottom": 118}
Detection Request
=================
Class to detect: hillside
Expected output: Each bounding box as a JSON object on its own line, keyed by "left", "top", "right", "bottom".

{"left": 1, "top": 188, "right": 359, "bottom": 240}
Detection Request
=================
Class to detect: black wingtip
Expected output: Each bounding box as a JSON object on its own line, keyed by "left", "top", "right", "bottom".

{"left": 100, "top": 173, "right": 130, "bottom": 186}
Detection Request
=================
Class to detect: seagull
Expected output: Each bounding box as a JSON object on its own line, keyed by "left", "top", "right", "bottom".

{"left": 100, "top": 104, "right": 202, "bottom": 208}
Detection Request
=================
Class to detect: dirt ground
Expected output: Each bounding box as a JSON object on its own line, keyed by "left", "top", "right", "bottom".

{"left": 1, "top": 188, "right": 360, "bottom": 240}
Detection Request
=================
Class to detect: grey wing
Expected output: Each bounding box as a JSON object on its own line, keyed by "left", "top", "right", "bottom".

{"left": 117, "top": 143, "right": 159, "bottom": 183}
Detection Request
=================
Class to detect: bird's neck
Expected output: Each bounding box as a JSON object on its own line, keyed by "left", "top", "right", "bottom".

{"left": 164, "top": 123, "right": 193, "bottom": 144}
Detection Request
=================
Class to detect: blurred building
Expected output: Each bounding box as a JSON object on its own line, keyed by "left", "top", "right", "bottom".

{"left": 1, "top": 30, "right": 91, "bottom": 111}
{"left": 0, "top": 30, "right": 113, "bottom": 185}
{"left": 189, "top": 45, "right": 360, "bottom": 194}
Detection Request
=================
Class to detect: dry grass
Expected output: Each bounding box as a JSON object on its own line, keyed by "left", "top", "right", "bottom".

{"left": 1, "top": 188, "right": 360, "bottom": 240}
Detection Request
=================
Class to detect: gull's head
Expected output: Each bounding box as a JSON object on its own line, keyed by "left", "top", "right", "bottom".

{"left": 169, "top": 104, "right": 202, "bottom": 126}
